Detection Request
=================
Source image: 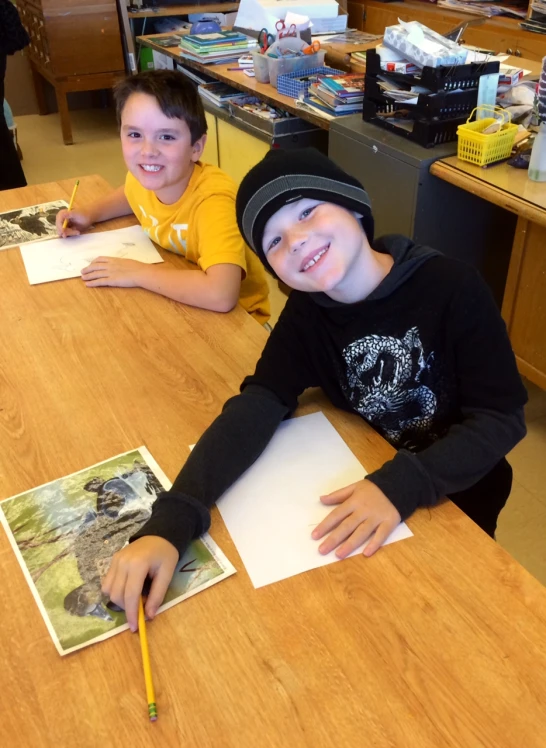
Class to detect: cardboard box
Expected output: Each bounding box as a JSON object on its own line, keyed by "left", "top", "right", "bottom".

{"left": 383, "top": 22, "right": 467, "bottom": 69}
{"left": 499, "top": 65, "right": 524, "bottom": 87}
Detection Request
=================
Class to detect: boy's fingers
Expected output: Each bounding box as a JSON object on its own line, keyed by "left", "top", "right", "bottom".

{"left": 335, "top": 519, "right": 377, "bottom": 559}
{"left": 106, "top": 565, "right": 129, "bottom": 613}
{"left": 101, "top": 556, "right": 118, "bottom": 595}
{"left": 81, "top": 262, "right": 109, "bottom": 275}
{"left": 62, "top": 227, "right": 80, "bottom": 238}
{"left": 56, "top": 210, "right": 68, "bottom": 231}
{"left": 312, "top": 501, "right": 353, "bottom": 540}
{"left": 124, "top": 567, "right": 151, "bottom": 632}
{"left": 145, "top": 562, "right": 176, "bottom": 619}
{"left": 320, "top": 483, "right": 356, "bottom": 503}
{"left": 318, "top": 514, "right": 360, "bottom": 555}
{"left": 363, "top": 521, "right": 395, "bottom": 558}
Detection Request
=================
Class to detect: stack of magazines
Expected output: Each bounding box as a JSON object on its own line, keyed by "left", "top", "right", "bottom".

{"left": 198, "top": 82, "right": 248, "bottom": 108}
{"left": 437, "top": 0, "right": 527, "bottom": 17}
{"left": 305, "top": 74, "right": 365, "bottom": 117}
{"left": 179, "top": 31, "right": 257, "bottom": 65}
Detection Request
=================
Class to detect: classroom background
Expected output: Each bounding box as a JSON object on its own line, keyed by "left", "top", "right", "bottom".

{"left": 3, "top": 0, "right": 546, "bottom": 588}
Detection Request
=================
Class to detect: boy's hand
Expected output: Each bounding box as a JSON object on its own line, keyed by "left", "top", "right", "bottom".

{"left": 56, "top": 208, "right": 94, "bottom": 238}
{"left": 81, "top": 257, "right": 145, "bottom": 288}
{"left": 102, "top": 536, "right": 179, "bottom": 632}
{"left": 312, "top": 479, "right": 401, "bottom": 559}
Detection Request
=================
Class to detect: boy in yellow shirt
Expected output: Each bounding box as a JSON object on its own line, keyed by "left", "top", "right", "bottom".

{"left": 56, "top": 70, "right": 270, "bottom": 325}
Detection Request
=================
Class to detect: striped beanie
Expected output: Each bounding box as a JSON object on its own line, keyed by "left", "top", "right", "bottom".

{"left": 236, "top": 148, "right": 374, "bottom": 275}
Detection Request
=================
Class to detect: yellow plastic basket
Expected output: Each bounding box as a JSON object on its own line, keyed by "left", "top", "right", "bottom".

{"left": 457, "top": 105, "right": 518, "bottom": 167}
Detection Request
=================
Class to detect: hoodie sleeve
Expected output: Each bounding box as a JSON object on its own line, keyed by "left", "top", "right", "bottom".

{"left": 366, "top": 267, "right": 528, "bottom": 520}
{"left": 131, "top": 385, "right": 290, "bottom": 556}
{"left": 131, "top": 296, "right": 317, "bottom": 556}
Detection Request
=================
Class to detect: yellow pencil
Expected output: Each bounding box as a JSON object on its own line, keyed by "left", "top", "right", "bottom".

{"left": 62, "top": 179, "right": 80, "bottom": 231}
{"left": 138, "top": 597, "right": 158, "bottom": 722}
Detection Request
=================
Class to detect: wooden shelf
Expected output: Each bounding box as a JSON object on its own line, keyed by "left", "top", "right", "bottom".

{"left": 137, "top": 33, "right": 331, "bottom": 129}
{"left": 128, "top": 3, "right": 239, "bottom": 18}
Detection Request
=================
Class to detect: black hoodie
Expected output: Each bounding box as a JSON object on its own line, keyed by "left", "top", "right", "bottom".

{"left": 133, "top": 237, "right": 527, "bottom": 555}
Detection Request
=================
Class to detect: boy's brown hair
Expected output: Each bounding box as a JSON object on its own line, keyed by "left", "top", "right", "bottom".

{"left": 114, "top": 69, "right": 207, "bottom": 144}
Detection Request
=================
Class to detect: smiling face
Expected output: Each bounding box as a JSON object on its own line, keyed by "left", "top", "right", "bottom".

{"left": 120, "top": 92, "right": 206, "bottom": 204}
{"left": 262, "top": 198, "right": 373, "bottom": 301}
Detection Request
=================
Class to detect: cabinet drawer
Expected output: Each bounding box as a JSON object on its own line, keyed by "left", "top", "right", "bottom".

{"left": 18, "top": 2, "right": 52, "bottom": 73}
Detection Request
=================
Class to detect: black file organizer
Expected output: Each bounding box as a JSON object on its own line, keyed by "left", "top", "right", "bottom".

{"left": 362, "top": 49, "right": 500, "bottom": 148}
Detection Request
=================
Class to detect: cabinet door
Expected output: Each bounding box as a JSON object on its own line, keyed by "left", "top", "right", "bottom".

{"left": 513, "top": 33, "right": 546, "bottom": 62}
{"left": 347, "top": 2, "right": 366, "bottom": 31}
{"left": 44, "top": 3, "right": 124, "bottom": 76}
{"left": 364, "top": 2, "right": 464, "bottom": 35}
{"left": 202, "top": 111, "right": 218, "bottom": 167}
{"left": 217, "top": 118, "right": 269, "bottom": 185}
{"left": 461, "top": 27, "right": 517, "bottom": 55}
{"left": 364, "top": 5, "right": 405, "bottom": 35}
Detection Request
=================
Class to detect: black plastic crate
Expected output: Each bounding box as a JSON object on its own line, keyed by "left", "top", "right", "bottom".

{"left": 365, "top": 49, "right": 500, "bottom": 93}
{"left": 362, "top": 99, "right": 466, "bottom": 148}
{"left": 365, "top": 77, "right": 479, "bottom": 121}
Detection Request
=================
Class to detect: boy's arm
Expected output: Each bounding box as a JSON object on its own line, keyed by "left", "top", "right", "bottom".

{"left": 82, "top": 260, "right": 241, "bottom": 313}
{"left": 81, "top": 192, "right": 245, "bottom": 311}
{"left": 102, "top": 295, "right": 316, "bottom": 628}
{"left": 56, "top": 185, "right": 133, "bottom": 237}
{"left": 102, "top": 385, "right": 288, "bottom": 631}
{"left": 366, "top": 406, "right": 526, "bottom": 521}
{"left": 366, "top": 269, "right": 528, "bottom": 522}
{"left": 132, "top": 385, "right": 290, "bottom": 551}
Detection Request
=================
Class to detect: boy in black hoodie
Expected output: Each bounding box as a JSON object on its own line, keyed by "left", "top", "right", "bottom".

{"left": 102, "top": 149, "right": 527, "bottom": 631}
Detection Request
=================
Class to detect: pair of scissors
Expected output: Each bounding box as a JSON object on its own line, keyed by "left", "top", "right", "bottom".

{"left": 275, "top": 20, "right": 297, "bottom": 39}
{"left": 303, "top": 40, "right": 321, "bottom": 55}
{"left": 258, "top": 28, "right": 274, "bottom": 53}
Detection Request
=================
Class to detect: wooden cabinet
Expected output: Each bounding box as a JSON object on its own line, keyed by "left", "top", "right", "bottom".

{"left": 503, "top": 218, "right": 546, "bottom": 389}
{"left": 363, "top": 1, "right": 546, "bottom": 61}
{"left": 202, "top": 110, "right": 219, "bottom": 167}
{"left": 18, "top": 0, "right": 125, "bottom": 144}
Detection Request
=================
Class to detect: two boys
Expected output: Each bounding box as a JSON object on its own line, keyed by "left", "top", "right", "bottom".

{"left": 56, "top": 70, "right": 270, "bottom": 325}
{"left": 102, "top": 148, "right": 527, "bottom": 631}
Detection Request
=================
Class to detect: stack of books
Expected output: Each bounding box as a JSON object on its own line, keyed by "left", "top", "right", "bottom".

{"left": 305, "top": 74, "right": 365, "bottom": 117}
{"left": 178, "top": 31, "right": 257, "bottom": 65}
{"left": 198, "top": 82, "right": 248, "bottom": 108}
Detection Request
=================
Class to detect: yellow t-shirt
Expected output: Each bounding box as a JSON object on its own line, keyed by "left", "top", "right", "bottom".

{"left": 124, "top": 163, "right": 270, "bottom": 325}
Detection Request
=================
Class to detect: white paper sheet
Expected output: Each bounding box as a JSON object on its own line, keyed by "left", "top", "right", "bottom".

{"left": 19, "top": 225, "right": 164, "bottom": 285}
{"left": 215, "top": 412, "right": 413, "bottom": 588}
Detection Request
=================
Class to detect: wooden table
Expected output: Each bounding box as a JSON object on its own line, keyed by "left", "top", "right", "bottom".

{"left": 431, "top": 156, "right": 546, "bottom": 390}
{"left": 137, "top": 32, "right": 332, "bottom": 130}
{"left": 2, "top": 177, "right": 546, "bottom": 747}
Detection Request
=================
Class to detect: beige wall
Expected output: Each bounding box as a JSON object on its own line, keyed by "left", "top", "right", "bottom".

{"left": 5, "top": 51, "right": 38, "bottom": 116}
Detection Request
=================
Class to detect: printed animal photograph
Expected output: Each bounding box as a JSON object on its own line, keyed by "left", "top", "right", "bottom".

{"left": 0, "top": 200, "right": 68, "bottom": 250}
{"left": 0, "top": 447, "right": 235, "bottom": 655}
